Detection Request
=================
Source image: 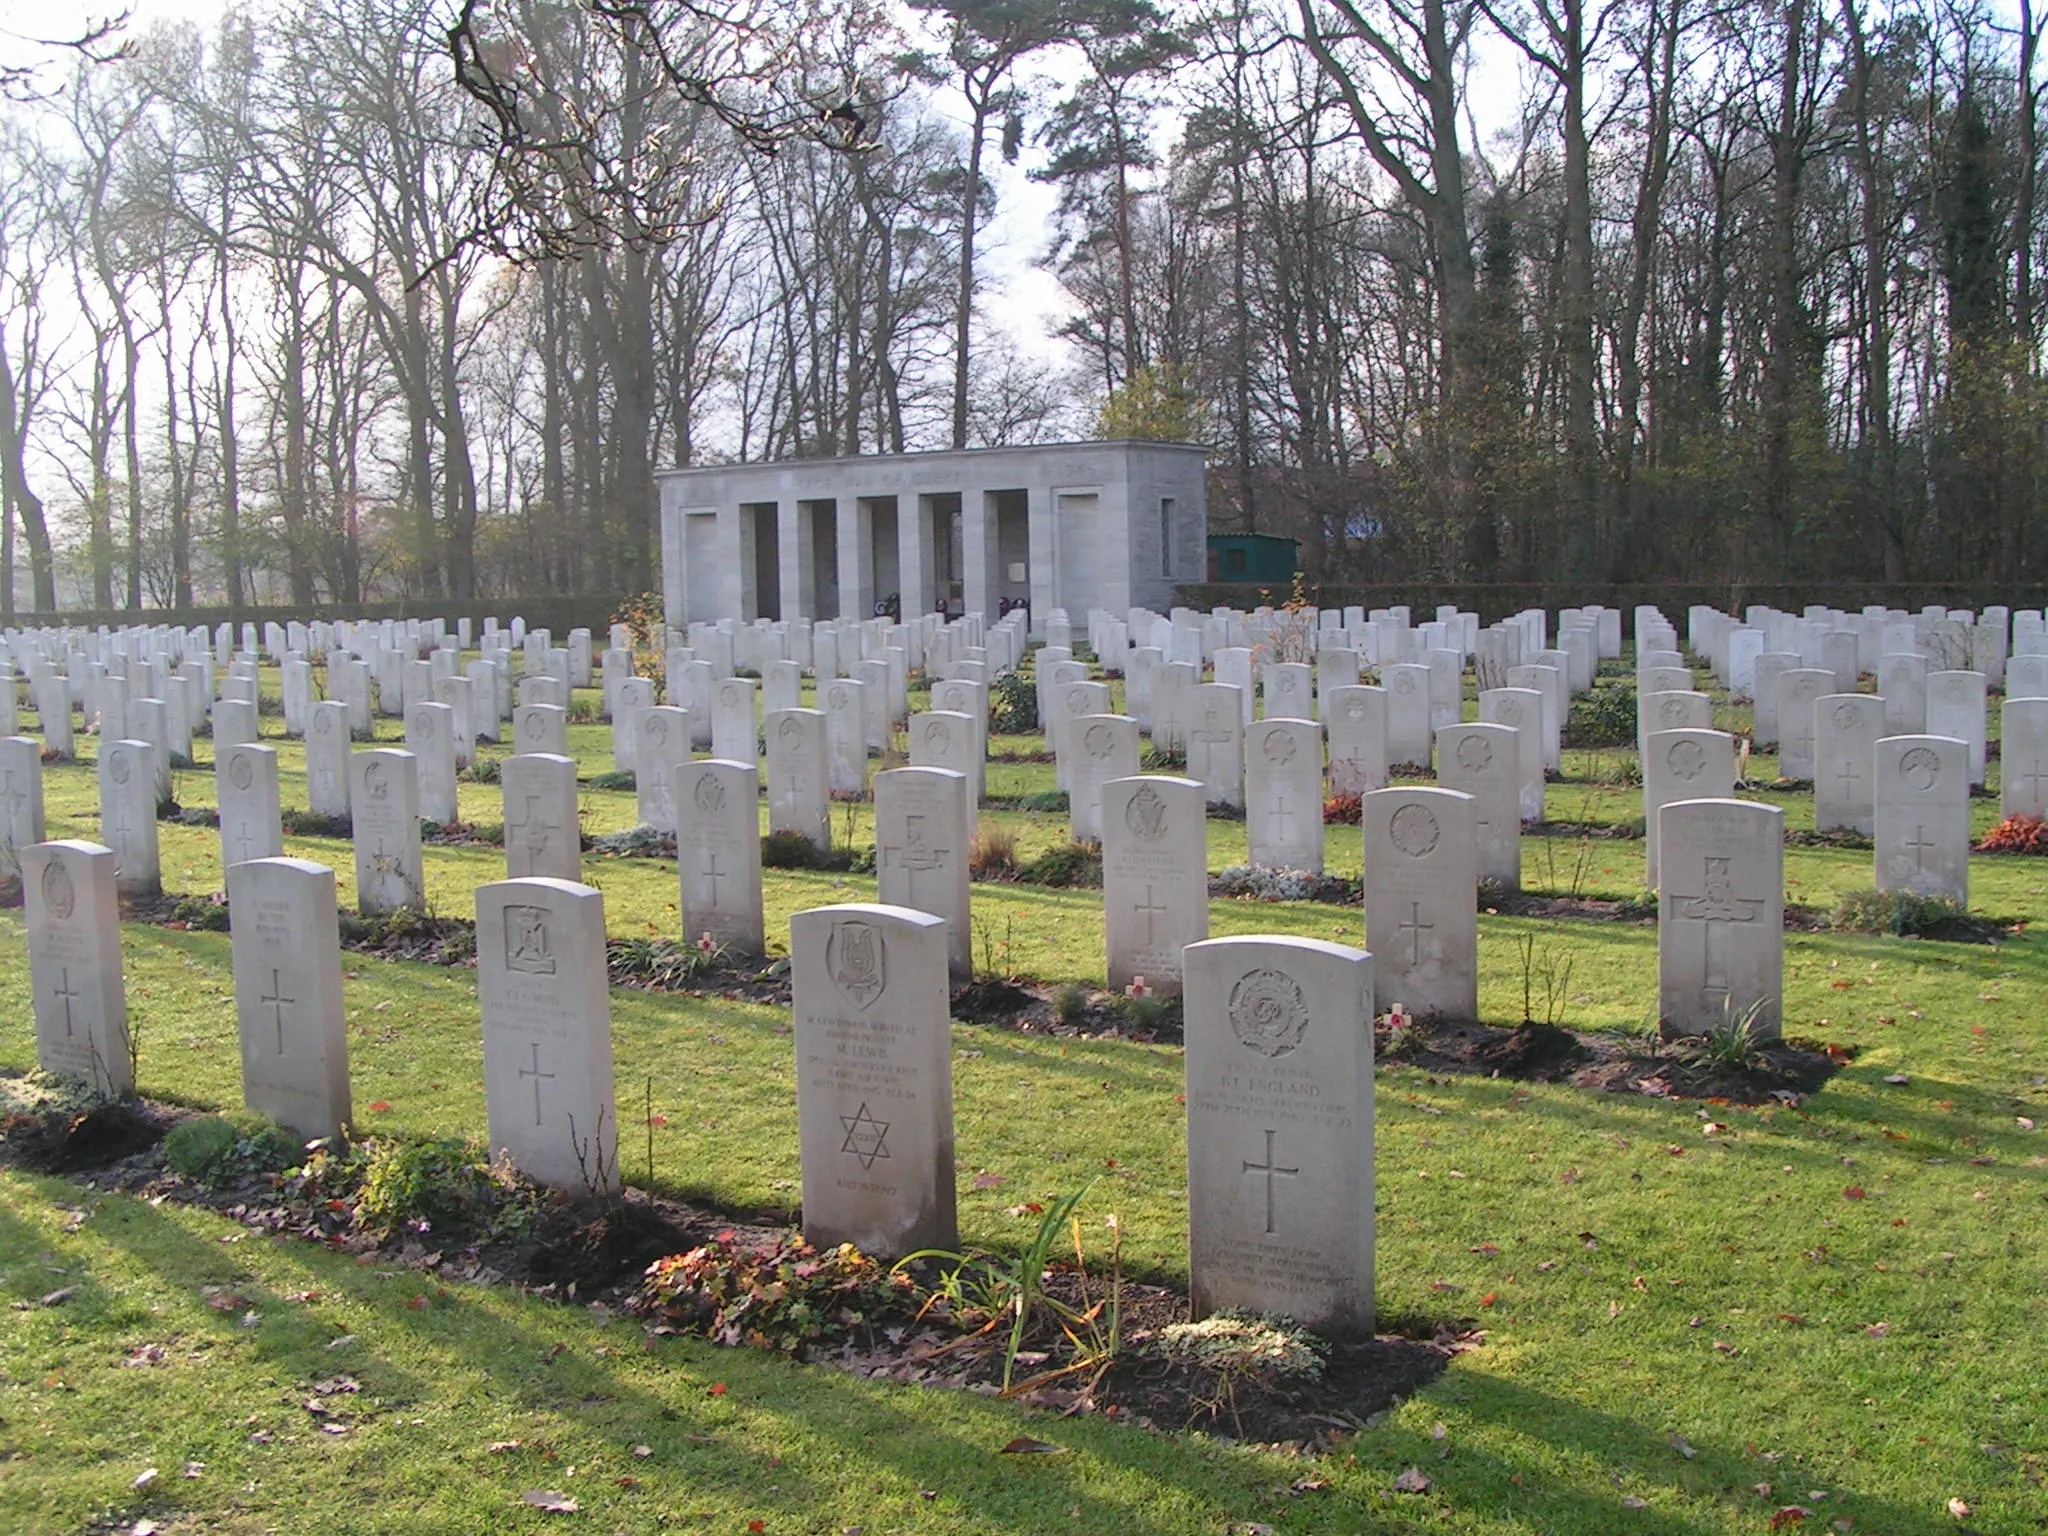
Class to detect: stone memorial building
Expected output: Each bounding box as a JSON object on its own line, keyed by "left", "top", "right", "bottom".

{"left": 657, "top": 441, "right": 1207, "bottom": 634}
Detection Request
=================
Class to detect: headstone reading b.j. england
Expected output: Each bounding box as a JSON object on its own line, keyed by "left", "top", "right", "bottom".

{"left": 1657, "top": 799, "right": 1784, "bottom": 1041}
{"left": 22, "top": 839, "right": 132, "bottom": 1097}
{"left": 1183, "top": 935, "right": 1375, "bottom": 1340}
{"left": 791, "top": 903, "right": 956, "bottom": 1259}
{"left": 227, "top": 857, "right": 351, "bottom": 1139}
{"left": 476, "top": 878, "right": 620, "bottom": 1193}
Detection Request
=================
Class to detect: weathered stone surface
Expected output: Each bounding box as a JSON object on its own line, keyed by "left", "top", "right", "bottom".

{"left": 1101, "top": 775, "right": 1209, "bottom": 996}
{"left": 227, "top": 857, "right": 351, "bottom": 1139}
{"left": 1183, "top": 935, "right": 1374, "bottom": 1340}
{"left": 1362, "top": 786, "right": 1477, "bottom": 1020}
{"left": 791, "top": 903, "right": 955, "bottom": 1260}
{"left": 21, "top": 839, "right": 131, "bottom": 1096}
{"left": 1657, "top": 799, "right": 1784, "bottom": 1042}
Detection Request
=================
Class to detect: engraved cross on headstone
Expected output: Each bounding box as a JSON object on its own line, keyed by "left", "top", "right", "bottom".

{"left": 1270, "top": 791, "right": 1293, "bottom": 839}
{"left": 1398, "top": 900, "right": 1433, "bottom": 964}
{"left": 260, "top": 968, "right": 294, "bottom": 1054}
{"left": 518, "top": 1040, "right": 555, "bottom": 1127}
{"left": 2020, "top": 758, "right": 2048, "bottom": 805}
{"left": 1904, "top": 824, "right": 1937, "bottom": 870}
{"left": 1242, "top": 1128, "right": 1299, "bottom": 1236}
{"left": 1135, "top": 884, "right": 1169, "bottom": 946}
{"left": 1672, "top": 856, "right": 1764, "bottom": 1004}
{"left": 52, "top": 966, "right": 79, "bottom": 1037}
{"left": 1836, "top": 756, "right": 1864, "bottom": 798}
{"left": 233, "top": 819, "right": 258, "bottom": 865}
{"left": 703, "top": 849, "right": 727, "bottom": 904}
{"left": 509, "top": 791, "right": 557, "bottom": 855}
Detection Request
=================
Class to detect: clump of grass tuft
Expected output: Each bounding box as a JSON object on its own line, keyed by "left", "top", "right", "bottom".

{"left": 1831, "top": 886, "right": 2001, "bottom": 942}
{"left": 969, "top": 820, "right": 1019, "bottom": 878}
{"left": 164, "top": 1111, "right": 300, "bottom": 1185}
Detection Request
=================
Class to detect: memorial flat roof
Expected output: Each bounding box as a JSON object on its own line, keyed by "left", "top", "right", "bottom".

{"left": 655, "top": 439, "right": 1209, "bottom": 478}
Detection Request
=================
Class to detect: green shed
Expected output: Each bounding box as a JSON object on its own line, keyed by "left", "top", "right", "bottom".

{"left": 1207, "top": 533, "right": 1300, "bottom": 584}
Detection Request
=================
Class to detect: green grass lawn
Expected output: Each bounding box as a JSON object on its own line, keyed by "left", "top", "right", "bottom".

{"left": 1, "top": 654, "right": 2045, "bottom": 1532}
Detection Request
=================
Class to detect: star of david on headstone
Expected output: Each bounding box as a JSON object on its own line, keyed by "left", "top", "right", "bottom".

{"left": 839, "top": 1102, "right": 892, "bottom": 1169}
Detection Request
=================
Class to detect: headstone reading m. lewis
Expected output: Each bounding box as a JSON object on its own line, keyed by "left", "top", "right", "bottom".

{"left": 791, "top": 902, "right": 955, "bottom": 1260}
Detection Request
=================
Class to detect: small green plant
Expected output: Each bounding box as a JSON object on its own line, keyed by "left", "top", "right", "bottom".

{"left": 462, "top": 755, "right": 502, "bottom": 784}
{"left": 608, "top": 934, "right": 722, "bottom": 988}
{"left": 1141, "top": 742, "right": 1186, "bottom": 771}
{"left": 589, "top": 769, "right": 636, "bottom": 791}
{"left": 1019, "top": 840, "right": 1103, "bottom": 888}
{"left": 634, "top": 1232, "right": 915, "bottom": 1358}
{"left": 895, "top": 1180, "right": 1121, "bottom": 1396}
{"left": 167, "top": 893, "right": 231, "bottom": 931}
{"left": 567, "top": 697, "right": 601, "bottom": 724}
{"left": 1053, "top": 984, "right": 1090, "bottom": 1026}
{"left": 988, "top": 670, "right": 1038, "bottom": 733}
{"left": 1016, "top": 789, "right": 1068, "bottom": 813}
{"left": 1669, "top": 999, "right": 1773, "bottom": 1070}
{"left": 353, "top": 1135, "right": 520, "bottom": 1239}
{"left": 1118, "top": 977, "right": 1168, "bottom": 1033}
{"left": 1514, "top": 931, "right": 1577, "bottom": 1029}
{"left": 164, "top": 1111, "right": 300, "bottom": 1185}
{"left": 761, "top": 829, "right": 852, "bottom": 871}
{"left": 1831, "top": 886, "right": 1998, "bottom": 941}
{"left": 1565, "top": 684, "right": 1639, "bottom": 749}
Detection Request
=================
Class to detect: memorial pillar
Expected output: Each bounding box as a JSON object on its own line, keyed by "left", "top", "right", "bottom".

{"left": 838, "top": 498, "right": 875, "bottom": 619}
{"left": 962, "top": 488, "right": 993, "bottom": 623}
{"left": 901, "top": 497, "right": 937, "bottom": 621}
{"left": 777, "top": 498, "right": 803, "bottom": 622}
{"left": 1027, "top": 487, "right": 1056, "bottom": 638}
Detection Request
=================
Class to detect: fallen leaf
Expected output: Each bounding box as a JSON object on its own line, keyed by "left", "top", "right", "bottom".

{"left": 1843, "top": 1186, "right": 1866, "bottom": 1201}
{"left": 522, "top": 1491, "right": 578, "bottom": 1514}
{"left": 1621, "top": 1495, "right": 1649, "bottom": 1509}
{"left": 998, "top": 1438, "right": 1067, "bottom": 1456}
{"left": 367, "top": 1101, "right": 392, "bottom": 1113}
{"left": 1947, "top": 1497, "right": 1972, "bottom": 1519}
{"left": 487, "top": 1440, "right": 522, "bottom": 1454}
{"left": 1768, "top": 1508, "right": 1811, "bottom": 1531}
{"left": 631, "top": 1444, "right": 652, "bottom": 1458}
{"left": 1288, "top": 1477, "right": 1332, "bottom": 1494}
{"left": 708, "top": 1382, "right": 729, "bottom": 1396}
{"left": 747, "top": 1523, "right": 765, "bottom": 1535}
{"left": 39, "top": 1286, "right": 77, "bottom": 1307}
{"left": 1393, "top": 1467, "right": 1433, "bottom": 1493}
{"left": 1669, "top": 1433, "right": 1697, "bottom": 1459}
{"left": 132, "top": 1468, "right": 159, "bottom": 1491}
{"left": 972, "top": 1173, "right": 1005, "bottom": 1191}
{"left": 1883, "top": 1075, "right": 1911, "bottom": 1086}
{"left": 1480, "top": 1292, "right": 1498, "bottom": 1308}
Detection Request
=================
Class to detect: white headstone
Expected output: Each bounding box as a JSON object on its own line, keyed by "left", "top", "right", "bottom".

{"left": 677, "top": 758, "right": 765, "bottom": 955}
{"left": 1874, "top": 735, "right": 1970, "bottom": 903}
{"left": 1642, "top": 728, "right": 1736, "bottom": 891}
{"left": 2000, "top": 698, "right": 2048, "bottom": 820}
{"left": 350, "top": 749, "right": 424, "bottom": 913}
{"left": 1435, "top": 722, "right": 1520, "bottom": 890}
{"left": 476, "top": 878, "right": 619, "bottom": 1193}
{"left": 766, "top": 708, "right": 832, "bottom": 852}
{"left": 0, "top": 735, "right": 46, "bottom": 881}
{"left": 1245, "top": 718, "right": 1324, "bottom": 873}
{"left": 634, "top": 705, "right": 692, "bottom": 832}
{"left": 1814, "top": 694, "right": 1884, "bottom": 835}
{"left": 1065, "top": 714, "right": 1141, "bottom": 845}
{"left": 1362, "top": 787, "right": 1477, "bottom": 1019}
{"left": 874, "top": 766, "right": 972, "bottom": 980}
{"left": 1101, "top": 776, "right": 1209, "bottom": 996}
{"left": 217, "top": 743, "right": 284, "bottom": 870}
{"left": 97, "top": 740, "right": 159, "bottom": 897}
{"left": 22, "top": 839, "right": 131, "bottom": 1096}
{"left": 503, "top": 753, "right": 581, "bottom": 882}
{"left": 1183, "top": 935, "right": 1374, "bottom": 1339}
{"left": 227, "top": 857, "right": 351, "bottom": 1138}
{"left": 406, "top": 701, "right": 460, "bottom": 825}
{"left": 1658, "top": 799, "right": 1784, "bottom": 1040}
{"left": 791, "top": 902, "right": 956, "bottom": 1258}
